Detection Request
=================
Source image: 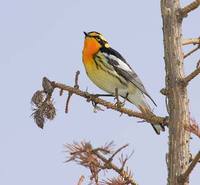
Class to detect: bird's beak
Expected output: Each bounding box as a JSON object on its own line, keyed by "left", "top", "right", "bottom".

{"left": 83, "top": 31, "right": 88, "bottom": 37}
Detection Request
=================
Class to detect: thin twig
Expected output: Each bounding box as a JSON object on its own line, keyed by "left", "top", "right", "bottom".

{"left": 77, "top": 175, "right": 84, "bottom": 185}
{"left": 178, "top": 151, "right": 200, "bottom": 183}
{"left": 65, "top": 92, "right": 73, "bottom": 113}
{"left": 181, "top": 0, "right": 200, "bottom": 18}
{"left": 93, "top": 150, "right": 138, "bottom": 185}
{"left": 196, "top": 60, "right": 200, "bottom": 68}
{"left": 75, "top": 70, "right": 80, "bottom": 88}
{"left": 183, "top": 61, "right": 200, "bottom": 85}
{"left": 65, "top": 71, "right": 80, "bottom": 113}
{"left": 184, "top": 45, "right": 200, "bottom": 58}
{"left": 182, "top": 38, "right": 200, "bottom": 45}
{"left": 108, "top": 144, "right": 129, "bottom": 163}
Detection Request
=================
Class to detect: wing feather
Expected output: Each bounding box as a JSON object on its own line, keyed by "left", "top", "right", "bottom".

{"left": 100, "top": 47, "right": 157, "bottom": 106}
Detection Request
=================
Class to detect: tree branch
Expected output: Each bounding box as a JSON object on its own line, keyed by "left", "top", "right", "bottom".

{"left": 183, "top": 61, "right": 200, "bottom": 85}
{"left": 178, "top": 151, "right": 200, "bottom": 183}
{"left": 107, "top": 144, "right": 129, "bottom": 163}
{"left": 93, "top": 149, "right": 137, "bottom": 185}
{"left": 32, "top": 75, "right": 200, "bottom": 139}
{"left": 65, "top": 70, "right": 80, "bottom": 113}
{"left": 47, "top": 77, "right": 166, "bottom": 126}
{"left": 184, "top": 45, "right": 200, "bottom": 58}
{"left": 181, "top": 0, "right": 200, "bottom": 18}
{"left": 182, "top": 38, "right": 200, "bottom": 46}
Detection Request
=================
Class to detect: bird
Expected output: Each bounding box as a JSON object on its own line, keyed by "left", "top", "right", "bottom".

{"left": 82, "top": 31, "right": 165, "bottom": 134}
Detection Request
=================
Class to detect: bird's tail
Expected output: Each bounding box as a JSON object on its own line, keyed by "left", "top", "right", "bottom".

{"left": 127, "top": 93, "right": 165, "bottom": 135}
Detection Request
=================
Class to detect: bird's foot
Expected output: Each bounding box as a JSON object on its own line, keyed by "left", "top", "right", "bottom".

{"left": 114, "top": 97, "right": 125, "bottom": 109}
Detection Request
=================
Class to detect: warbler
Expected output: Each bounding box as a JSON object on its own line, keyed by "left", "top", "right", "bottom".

{"left": 82, "top": 31, "right": 164, "bottom": 134}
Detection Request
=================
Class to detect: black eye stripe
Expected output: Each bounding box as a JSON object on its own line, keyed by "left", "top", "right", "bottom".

{"left": 94, "top": 36, "right": 100, "bottom": 40}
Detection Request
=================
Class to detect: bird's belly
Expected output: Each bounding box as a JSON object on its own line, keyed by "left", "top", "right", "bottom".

{"left": 86, "top": 65, "right": 128, "bottom": 95}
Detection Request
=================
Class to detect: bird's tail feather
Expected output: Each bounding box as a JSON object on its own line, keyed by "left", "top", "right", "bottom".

{"left": 127, "top": 94, "right": 165, "bottom": 135}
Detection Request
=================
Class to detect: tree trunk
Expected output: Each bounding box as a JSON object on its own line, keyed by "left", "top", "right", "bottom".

{"left": 160, "top": 1, "right": 190, "bottom": 185}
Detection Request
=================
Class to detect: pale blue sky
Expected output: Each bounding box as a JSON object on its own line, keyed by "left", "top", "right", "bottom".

{"left": 0, "top": 0, "right": 199, "bottom": 184}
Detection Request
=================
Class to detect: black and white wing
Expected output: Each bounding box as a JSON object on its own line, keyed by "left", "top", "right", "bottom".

{"left": 100, "top": 47, "right": 157, "bottom": 106}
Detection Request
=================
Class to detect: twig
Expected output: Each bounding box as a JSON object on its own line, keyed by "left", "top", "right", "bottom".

{"left": 183, "top": 61, "right": 200, "bottom": 85}
{"left": 196, "top": 60, "right": 200, "bottom": 68}
{"left": 108, "top": 144, "right": 129, "bottom": 163}
{"left": 93, "top": 150, "right": 138, "bottom": 185}
{"left": 65, "top": 71, "right": 80, "bottom": 113}
{"left": 181, "top": 0, "right": 200, "bottom": 18}
{"left": 65, "top": 93, "right": 72, "bottom": 113}
{"left": 178, "top": 151, "right": 200, "bottom": 183}
{"left": 182, "top": 38, "right": 200, "bottom": 46}
{"left": 77, "top": 175, "right": 84, "bottom": 185}
{"left": 74, "top": 70, "right": 80, "bottom": 88}
{"left": 184, "top": 45, "right": 200, "bottom": 58}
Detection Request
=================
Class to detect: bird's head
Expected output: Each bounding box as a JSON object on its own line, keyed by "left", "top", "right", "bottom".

{"left": 83, "top": 31, "right": 110, "bottom": 55}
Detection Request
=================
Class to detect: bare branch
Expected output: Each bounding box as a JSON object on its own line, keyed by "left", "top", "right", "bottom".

{"left": 108, "top": 144, "right": 129, "bottom": 163}
{"left": 92, "top": 148, "right": 137, "bottom": 185}
{"left": 33, "top": 76, "right": 200, "bottom": 137}
{"left": 183, "top": 61, "right": 200, "bottom": 85}
{"left": 184, "top": 45, "right": 200, "bottom": 58}
{"left": 65, "top": 92, "right": 73, "bottom": 113}
{"left": 74, "top": 70, "right": 80, "bottom": 88}
{"left": 197, "top": 60, "right": 200, "bottom": 68}
{"left": 49, "top": 78, "right": 166, "bottom": 126}
{"left": 178, "top": 151, "right": 200, "bottom": 183}
{"left": 65, "top": 70, "right": 80, "bottom": 113}
{"left": 181, "top": 0, "right": 200, "bottom": 18}
{"left": 182, "top": 38, "right": 200, "bottom": 46}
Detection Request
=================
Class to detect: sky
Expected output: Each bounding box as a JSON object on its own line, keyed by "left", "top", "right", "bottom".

{"left": 0, "top": 0, "right": 199, "bottom": 185}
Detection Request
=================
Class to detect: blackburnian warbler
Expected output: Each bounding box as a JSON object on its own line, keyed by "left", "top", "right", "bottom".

{"left": 82, "top": 31, "right": 164, "bottom": 134}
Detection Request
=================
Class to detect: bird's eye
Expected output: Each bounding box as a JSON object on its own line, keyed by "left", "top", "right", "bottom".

{"left": 95, "top": 36, "right": 101, "bottom": 42}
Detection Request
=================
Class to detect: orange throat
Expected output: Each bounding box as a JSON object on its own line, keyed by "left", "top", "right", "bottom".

{"left": 82, "top": 37, "right": 101, "bottom": 63}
